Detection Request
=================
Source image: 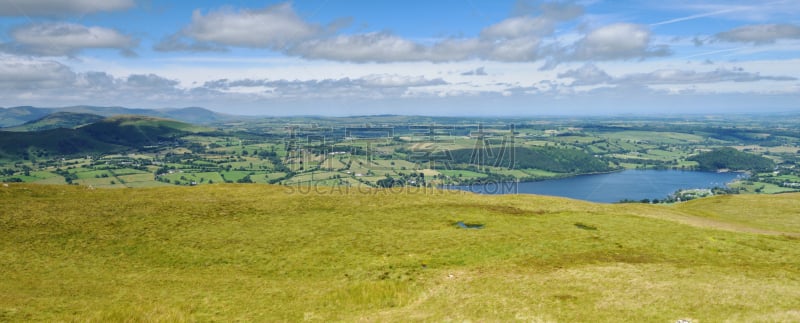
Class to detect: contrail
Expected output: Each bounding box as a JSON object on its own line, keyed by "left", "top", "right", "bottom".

{"left": 651, "top": 0, "right": 791, "bottom": 27}
{"left": 651, "top": 7, "right": 744, "bottom": 27}
{"left": 681, "top": 47, "right": 746, "bottom": 59}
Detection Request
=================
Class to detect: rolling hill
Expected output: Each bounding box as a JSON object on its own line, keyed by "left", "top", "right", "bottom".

{"left": 79, "top": 115, "right": 209, "bottom": 146}
{"left": 0, "top": 115, "right": 208, "bottom": 158}
{"left": 2, "top": 112, "right": 105, "bottom": 132}
{"left": 688, "top": 147, "right": 775, "bottom": 172}
{"left": 0, "top": 106, "right": 52, "bottom": 127}
{"left": 1, "top": 183, "right": 798, "bottom": 321}
{"left": 0, "top": 106, "right": 232, "bottom": 127}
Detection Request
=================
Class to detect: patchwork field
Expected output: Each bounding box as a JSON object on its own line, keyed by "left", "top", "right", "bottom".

{"left": 1, "top": 184, "right": 799, "bottom": 321}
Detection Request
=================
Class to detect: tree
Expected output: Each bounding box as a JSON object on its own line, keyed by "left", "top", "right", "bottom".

{"left": 688, "top": 148, "right": 774, "bottom": 172}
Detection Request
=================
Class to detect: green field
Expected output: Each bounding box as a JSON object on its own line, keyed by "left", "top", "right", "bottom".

{"left": 2, "top": 184, "right": 799, "bottom": 321}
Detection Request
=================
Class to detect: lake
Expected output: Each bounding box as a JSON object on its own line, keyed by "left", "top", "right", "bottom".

{"left": 446, "top": 169, "right": 744, "bottom": 203}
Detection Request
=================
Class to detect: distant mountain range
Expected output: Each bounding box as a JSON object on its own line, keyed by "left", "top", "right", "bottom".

{"left": 0, "top": 106, "right": 234, "bottom": 128}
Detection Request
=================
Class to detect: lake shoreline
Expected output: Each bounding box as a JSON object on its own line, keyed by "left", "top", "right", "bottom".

{"left": 445, "top": 169, "right": 745, "bottom": 203}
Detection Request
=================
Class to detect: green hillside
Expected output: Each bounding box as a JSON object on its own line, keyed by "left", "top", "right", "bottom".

{"left": 0, "top": 115, "right": 207, "bottom": 159}
{"left": 1, "top": 184, "right": 798, "bottom": 321}
{"left": 79, "top": 115, "right": 208, "bottom": 146}
{"left": 449, "top": 146, "right": 613, "bottom": 174}
{"left": 688, "top": 147, "right": 775, "bottom": 172}
{"left": 3, "top": 112, "right": 105, "bottom": 132}
{"left": 0, "top": 106, "right": 51, "bottom": 127}
{"left": 0, "top": 128, "right": 123, "bottom": 157}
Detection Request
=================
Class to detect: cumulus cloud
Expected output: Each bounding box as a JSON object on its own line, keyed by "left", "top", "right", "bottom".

{"left": 0, "top": 55, "right": 190, "bottom": 104}
{"left": 292, "top": 1, "right": 581, "bottom": 63}
{"left": 290, "top": 32, "right": 426, "bottom": 62}
{"left": 8, "top": 23, "right": 136, "bottom": 56}
{"left": 125, "top": 74, "right": 180, "bottom": 89}
{"left": 160, "top": 1, "right": 593, "bottom": 63}
{"left": 0, "top": 0, "right": 133, "bottom": 16}
{"left": 558, "top": 64, "right": 796, "bottom": 86}
{"left": 716, "top": 24, "right": 800, "bottom": 44}
{"left": 486, "top": 36, "right": 541, "bottom": 61}
{"left": 482, "top": 16, "right": 557, "bottom": 39}
{"left": 570, "top": 23, "right": 670, "bottom": 61}
{"left": 167, "top": 3, "right": 325, "bottom": 51}
{"left": 557, "top": 64, "right": 612, "bottom": 85}
{"left": 0, "top": 54, "right": 75, "bottom": 89}
{"left": 155, "top": 2, "right": 673, "bottom": 65}
{"left": 482, "top": 2, "right": 583, "bottom": 39}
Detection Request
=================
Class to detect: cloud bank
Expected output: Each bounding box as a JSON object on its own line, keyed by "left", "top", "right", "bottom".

{"left": 0, "top": 0, "right": 133, "bottom": 16}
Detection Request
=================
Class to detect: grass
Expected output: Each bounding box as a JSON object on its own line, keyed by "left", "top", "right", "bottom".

{"left": 1, "top": 184, "right": 799, "bottom": 321}
{"left": 675, "top": 193, "right": 800, "bottom": 233}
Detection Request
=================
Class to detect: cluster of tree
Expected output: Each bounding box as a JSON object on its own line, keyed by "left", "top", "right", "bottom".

{"left": 267, "top": 171, "right": 295, "bottom": 184}
{"left": 448, "top": 146, "right": 613, "bottom": 174}
{"left": 236, "top": 174, "right": 254, "bottom": 183}
{"left": 455, "top": 173, "right": 516, "bottom": 185}
{"left": 618, "top": 186, "right": 741, "bottom": 204}
{"left": 54, "top": 169, "right": 78, "bottom": 184}
{"left": 688, "top": 147, "right": 774, "bottom": 172}
{"left": 375, "top": 172, "right": 427, "bottom": 188}
{"left": 376, "top": 176, "right": 403, "bottom": 188}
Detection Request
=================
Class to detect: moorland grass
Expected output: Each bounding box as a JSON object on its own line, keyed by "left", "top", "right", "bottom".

{"left": 1, "top": 184, "right": 799, "bottom": 321}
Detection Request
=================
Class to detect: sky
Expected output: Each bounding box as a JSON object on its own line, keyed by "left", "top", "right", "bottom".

{"left": 0, "top": 0, "right": 799, "bottom": 116}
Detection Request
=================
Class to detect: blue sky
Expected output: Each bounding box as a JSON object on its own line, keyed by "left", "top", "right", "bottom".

{"left": 1, "top": 0, "right": 799, "bottom": 116}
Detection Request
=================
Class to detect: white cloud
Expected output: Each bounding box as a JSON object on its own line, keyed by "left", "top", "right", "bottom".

{"left": 0, "top": 0, "right": 133, "bottom": 16}
{"left": 201, "top": 74, "right": 447, "bottom": 99}
{"left": 557, "top": 64, "right": 612, "bottom": 85}
{"left": 482, "top": 16, "right": 556, "bottom": 39}
{"left": 619, "top": 67, "right": 796, "bottom": 84}
{"left": 9, "top": 23, "right": 136, "bottom": 56}
{"left": 482, "top": 2, "right": 582, "bottom": 39}
{"left": 291, "top": 32, "right": 425, "bottom": 62}
{"left": 153, "top": 2, "right": 675, "bottom": 65}
{"left": 716, "top": 24, "right": 800, "bottom": 44}
{"left": 570, "top": 23, "right": 670, "bottom": 61}
{"left": 159, "top": 2, "right": 592, "bottom": 63}
{"left": 487, "top": 37, "right": 541, "bottom": 62}
{"left": 359, "top": 74, "right": 446, "bottom": 88}
{"left": 558, "top": 63, "right": 796, "bottom": 86}
{"left": 0, "top": 54, "right": 75, "bottom": 89}
{"left": 182, "top": 3, "right": 323, "bottom": 49}
{"left": 125, "top": 74, "right": 180, "bottom": 89}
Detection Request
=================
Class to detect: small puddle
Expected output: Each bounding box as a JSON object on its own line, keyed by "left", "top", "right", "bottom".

{"left": 455, "top": 221, "right": 484, "bottom": 229}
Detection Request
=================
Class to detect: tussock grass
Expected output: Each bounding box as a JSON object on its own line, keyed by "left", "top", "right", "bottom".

{"left": 1, "top": 184, "right": 799, "bottom": 321}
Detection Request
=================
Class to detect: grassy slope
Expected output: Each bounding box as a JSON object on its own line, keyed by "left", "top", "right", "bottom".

{"left": 2, "top": 112, "right": 105, "bottom": 132}
{"left": 1, "top": 184, "right": 799, "bottom": 322}
{"left": 0, "top": 115, "right": 211, "bottom": 158}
